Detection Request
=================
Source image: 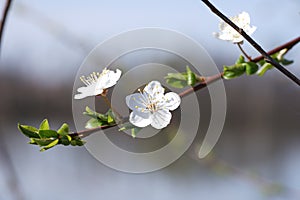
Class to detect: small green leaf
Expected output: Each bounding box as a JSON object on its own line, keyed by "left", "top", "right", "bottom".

{"left": 256, "top": 63, "right": 273, "bottom": 76}
{"left": 85, "top": 118, "right": 104, "bottom": 129}
{"left": 108, "top": 113, "right": 114, "bottom": 123}
{"left": 60, "top": 136, "right": 71, "bottom": 146}
{"left": 119, "top": 122, "right": 142, "bottom": 138}
{"left": 18, "top": 124, "right": 40, "bottom": 138}
{"left": 70, "top": 140, "right": 77, "bottom": 146}
{"left": 280, "top": 58, "right": 293, "bottom": 66}
{"left": 57, "top": 123, "right": 69, "bottom": 135}
{"left": 40, "top": 139, "right": 59, "bottom": 152}
{"left": 39, "top": 119, "right": 50, "bottom": 130}
{"left": 244, "top": 62, "right": 259, "bottom": 75}
{"left": 165, "top": 72, "right": 188, "bottom": 88}
{"left": 28, "top": 138, "right": 38, "bottom": 145}
{"left": 186, "top": 66, "right": 197, "bottom": 86}
{"left": 84, "top": 107, "right": 108, "bottom": 121}
{"left": 33, "top": 138, "right": 55, "bottom": 146}
{"left": 75, "top": 140, "right": 86, "bottom": 146}
{"left": 131, "top": 127, "right": 142, "bottom": 138}
{"left": 165, "top": 78, "right": 188, "bottom": 88}
{"left": 223, "top": 64, "right": 246, "bottom": 80}
{"left": 39, "top": 130, "right": 58, "bottom": 139}
{"left": 236, "top": 55, "right": 245, "bottom": 64}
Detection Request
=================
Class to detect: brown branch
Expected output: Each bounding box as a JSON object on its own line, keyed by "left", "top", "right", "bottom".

{"left": 0, "top": 0, "right": 12, "bottom": 55}
{"left": 72, "top": 37, "right": 300, "bottom": 138}
{"left": 201, "top": 0, "right": 300, "bottom": 86}
{"left": 252, "top": 36, "right": 300, "bottom": 63}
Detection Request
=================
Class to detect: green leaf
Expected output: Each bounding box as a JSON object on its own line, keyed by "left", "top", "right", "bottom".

{"left": 186, "top": 66, "right": 197, "bottom": 86}
{"left": 40, "top": 139, "right": 59, "bottom": 152}
{"left": 60, "top": 135, "right": 72, "bottom": 146}
{"left": 39, "top": 130, "right": 58, "bottom": 139}
{"left": 256, "top": 63, "right": 273, "bottom": 76}
{"left": 39, "top": 119, "right": 50, "bottom": 130}
{"left": 223, "top": 64, "right": 246, "bottom": 80}
{"left": 75, "top": 140, "right": 86, "bottom": 146}
{"left": 131, "top": 127, "right": 142, "bottom": 138}
{"left": 236, "top": 55, "right": 245, "bottom": 64}
{"left": 84, "top": 107, "right": 108, "bottom": 121}
{"left": 106, "top": 109, "right": 115, "bottom": 124}
{"left": 165, "top": 78, "right": 188, "bottom": 88}
{"left": 18, "top": 124, "right": 40, "bottom": 138}
{"left": 33, "top": 138, "right": 55, "bottom": 146}
{"left": 244, "top": 62, "right": 259, "bottom": 75}
{"left": 165, "top": 72, "right": 188, "bottom": 88}
{"left": 57, "top": 123, "right": 69, "bottom": 135}
{"left": 119, "top": 122, "right": 142, "bottom": 138}
{"left": 108, "top": 113, "right": 114, "bottom": 123}
{"left": 280, "top": 58, "right": 293, "bottom": 66}
{"left": 28, "top": 138, "right": 38, "bottom": 145}
{"left": 85, "top": 118, "right": 104, "bottom": 129}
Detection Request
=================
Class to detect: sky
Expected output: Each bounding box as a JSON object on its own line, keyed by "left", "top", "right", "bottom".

{"left": 1, "top": 0, "right": 299, "bottom": 85}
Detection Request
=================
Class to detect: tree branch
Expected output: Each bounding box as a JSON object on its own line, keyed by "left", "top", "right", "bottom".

{"left": 0, "top": 0, "right": 12, "bottom": 55}
{"left": 201, "top": 0, "right": 300, "bottom": 86}
{"left": 72, "top": 36, "right": 300, "bottom": 138}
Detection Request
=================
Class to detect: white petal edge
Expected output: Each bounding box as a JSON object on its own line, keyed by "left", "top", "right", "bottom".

{"left": 164, "top": 92, "right": 181, "bottom": 111}
{"left": 125, "top": 93, "right": 148, "bottom": 111}
{"left": 150, "top": 109, "right": 172, "bottom": 129}
{"left": 143, "top": 80, "right": 165, "bottom": 99}
{"left": 129, "top": 111, "right": 152, "bottom": 128}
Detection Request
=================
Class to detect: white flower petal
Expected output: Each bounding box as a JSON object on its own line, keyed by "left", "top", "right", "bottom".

{"left": 126, "top": 93, "right": 148, "bottom": 111}
{"left": 150, "top": 109, "right": 172, "bottom": 129}
{"left": 164, "top": 92, "right": 181, "bottom": 111}
{"left": 143, "top": 80, "right": 165, "bottom": 99}
{"left": 214, "top": 11, "right": 255, "bottom": 43}
{"left": 74, "top": 84, "right": 101, "bottom": 99}
{"left": 129, "top": 111, "right": 152, "bottom": 128}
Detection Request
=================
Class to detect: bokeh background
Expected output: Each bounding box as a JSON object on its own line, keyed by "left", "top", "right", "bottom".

{"left": 0, "top": 0, "right": 300, "bottom": 199}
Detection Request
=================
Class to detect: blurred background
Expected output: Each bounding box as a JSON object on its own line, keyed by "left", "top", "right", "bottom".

{"left": 0, "top": 0, "right": 300, "bottom": 199}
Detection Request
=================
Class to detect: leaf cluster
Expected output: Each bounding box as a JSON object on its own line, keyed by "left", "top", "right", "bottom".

{"left": 18, "top": 119, "right": 85, "bottom": 152}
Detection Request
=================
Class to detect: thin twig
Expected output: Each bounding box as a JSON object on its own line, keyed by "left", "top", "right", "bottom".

{"left": 201, "top": 0, "right": 300, "bottom": 86}
{"left": 237, "top": 43, "right": 252, "bottom": 61}
{"left": 0, "top": 0, "right": 12, "bottom": 55}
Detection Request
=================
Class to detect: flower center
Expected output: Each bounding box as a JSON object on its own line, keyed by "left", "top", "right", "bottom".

{"left": 79, "top": 68, "right": 110, "bottom": 86}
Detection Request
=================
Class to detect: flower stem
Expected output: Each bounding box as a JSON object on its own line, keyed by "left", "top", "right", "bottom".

{"left": 237, "top": 43, "right": 252, "bottom": 61}
{"left": 201, "top": 0, "right": 300, "bottom": 86}
{"left": 102, "top": 95, "right": 122, "bottom": 123}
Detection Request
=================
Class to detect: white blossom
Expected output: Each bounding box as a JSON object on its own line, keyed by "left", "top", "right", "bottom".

{"left": 214, "top": 11, "right": 256, "bottom": 43}
{"left": 126, "top": 81, "right": 181, "bottom": 129}
{"left": 74, "top": 68, "right": 122, "bottom": 99}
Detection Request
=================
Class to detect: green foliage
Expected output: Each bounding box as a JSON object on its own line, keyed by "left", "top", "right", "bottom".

{"left": 18, "top": 120, "right": 85, "bottom": 152}
{"left": 83, "top": 107, "right": 116, "bottom": 129}
{"left": 223, "top": 55, "right": 259, "bottom": 80}
{"left": 256, "top": 48, "right": 293, "bottom": 76}
{"left": 223, "top": 50, "right": 293, "bottom": 79}
{"left": 165, "top": 66, "right": 202, "bottom": 88}
{"left": 119, "top": 122, "right": 142, "bottom": 138}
